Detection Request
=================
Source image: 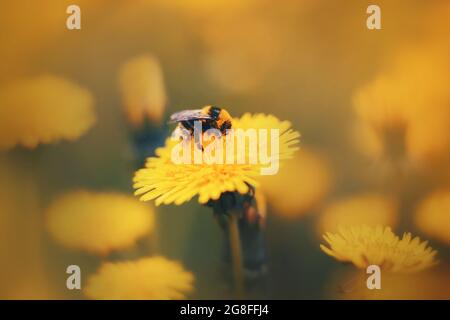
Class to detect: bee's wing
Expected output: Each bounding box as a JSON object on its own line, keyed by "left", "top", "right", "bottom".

{"left": 169, "top": 109, "right": 212, "bottom": 123}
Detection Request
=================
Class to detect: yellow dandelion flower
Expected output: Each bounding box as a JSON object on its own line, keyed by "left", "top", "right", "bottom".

{"left": 415, "top": 189, "right": 450, "bottom": 247}
{"left": 320, "top": 225, "right": 437, "bottom": 273}
{"left": 133, "top": 112, "right": 300, "bottom": 205}
{"left": 46, "top": 191, "right": 155, "bottom": 255}
{"left": 0, "top": 75, "right": 95, "bottom": 150}
{"left": 232, "top": 113, "right": 300, "bottom": 160}
{"left": 84, "top": 256, "right": 194, "bottom": 300}
{"left": 118, "top": 55, "right": 167, "bottom": 126}
{"left": 259, "top": 148, "right": 332, "bottom": 218}
{"left": 317, "top": 193, "right": 398, "bottom": 235}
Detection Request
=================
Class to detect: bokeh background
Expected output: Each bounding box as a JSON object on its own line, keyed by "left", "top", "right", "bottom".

{"left": 1, "top": 0, "right": 450, "bottom": 299}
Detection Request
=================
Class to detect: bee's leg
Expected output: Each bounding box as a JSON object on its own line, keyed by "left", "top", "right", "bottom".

{"left": 181, "top": 120, "right": 194, "bottom": 131}
{"left": 191, "top": 124, "right": 203, "bottom": 151}
{"left": 220, "top": 120, "right": 232, "bottom": 134}
{"left": 195, "top": 140, "right": 204, "bottom": 151}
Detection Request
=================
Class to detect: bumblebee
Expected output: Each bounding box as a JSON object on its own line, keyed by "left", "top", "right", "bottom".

{"left": 169, "top": 105, "right": 232, "bottom": 135}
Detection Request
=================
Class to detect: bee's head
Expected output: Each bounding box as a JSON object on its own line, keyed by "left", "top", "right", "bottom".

{"left": 207, "top": 106, "right": 222, "bottom": 120}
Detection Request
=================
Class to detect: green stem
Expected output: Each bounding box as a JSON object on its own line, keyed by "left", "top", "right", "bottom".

{"left": 228, "top": 211, "right": 245, "bottom": 299}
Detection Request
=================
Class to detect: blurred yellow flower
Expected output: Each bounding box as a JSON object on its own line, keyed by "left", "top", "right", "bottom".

{"left": 352, "top": 45, "right": 450, "bottom": 166}
{"left": 46, "top": 191, "right": 155, "bottom": 255}
{"left": 195, "top": 1, "right": 315, "bottom": 94}
{"left": 415, "top": 189, "right": 450, "bottom": 247}
{"left": 352, "top": 76, "right": 413, "bottom": 165}
{"left": 260, "top": 148, "right": 331, "bottom": 218}
{"left": 321, "top": 225, "right": 437, "bottom": 273}
{"left": 0, "top": 75, "right": 95, "bottom": 150}
{"left": 85, "top": 256, "right": 194, "bottom": 300}
{"left": 118, "top": 54, "right": 167, "bottom": 126}
{"left": 133, "top": 113, "right": 300, "bottom": 205}
{"left": 317, "top": 193, "right": 398, "bottom": 235}
{"left": 202, "top": 16, "right": 283, "bottom": 94}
